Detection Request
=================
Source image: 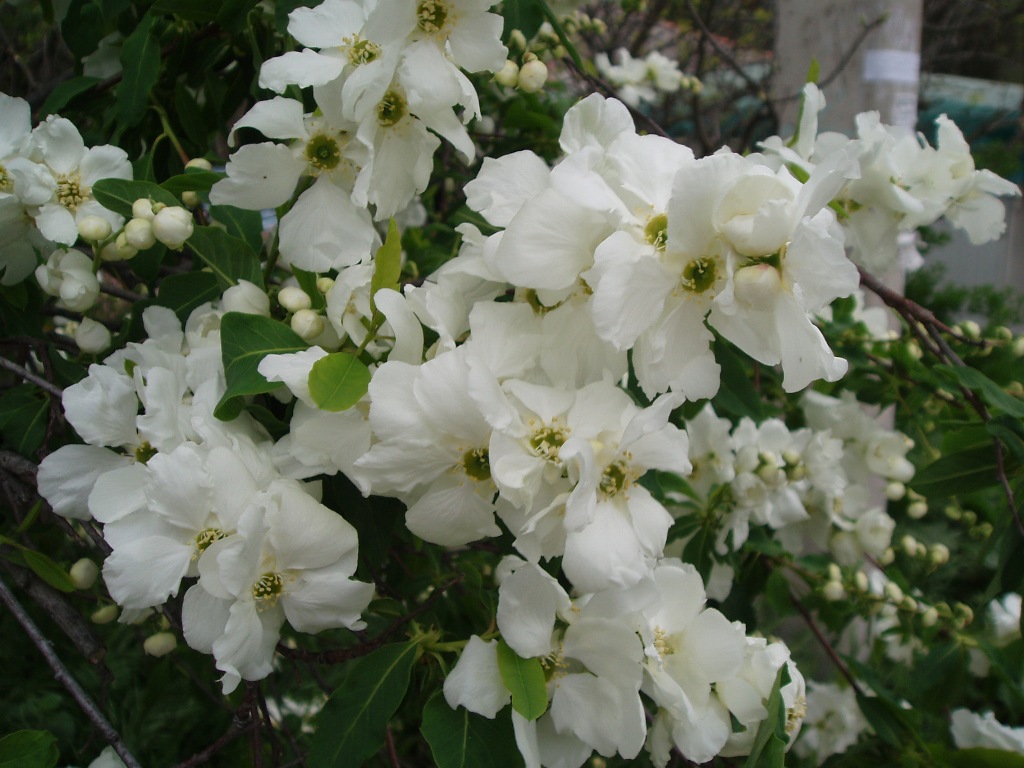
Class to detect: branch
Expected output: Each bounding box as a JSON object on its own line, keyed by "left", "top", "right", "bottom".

{"left": 789, "top": 590, "right": 865, "bottom": 697}
{"left": 0, "top": 355, "right": 64, "bottom": 398}
{"left": 0, "top": 575, "right": 142, "bottom": 768}
{"left": 559, "top": 56, "right": 671, "bottom": 139}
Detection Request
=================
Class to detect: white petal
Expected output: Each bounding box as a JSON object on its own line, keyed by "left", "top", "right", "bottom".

{"left": 443, "top": 636, "right": 511, "bottom": 719}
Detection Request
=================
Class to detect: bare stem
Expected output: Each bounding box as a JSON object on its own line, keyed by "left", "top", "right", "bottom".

{"left": 0, "top": 356, "right": 64, "bottom": 398}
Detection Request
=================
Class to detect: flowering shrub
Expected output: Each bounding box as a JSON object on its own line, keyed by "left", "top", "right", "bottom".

{"left": 1, "top": 2, "right": 1023, "bottom": 767}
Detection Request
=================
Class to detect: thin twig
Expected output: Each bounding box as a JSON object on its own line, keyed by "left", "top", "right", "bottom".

{"left": 560, "top": 56, "right": 671, "bottom": 139}
{"left": 0, "top": 575, "right": 142, "bottom": 768}
{"left": 0, "top": 355, "right": 64, "bottom": 398}
{"left": 170, "top": 718, "right": 259, "bottom": 768}
{"left": 789, "top": 590, "right": 865, "bottom": 697}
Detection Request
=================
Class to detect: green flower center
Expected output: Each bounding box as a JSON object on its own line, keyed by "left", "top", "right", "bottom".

{"left": 194, "top": 528, "right": 226, "bottom": 556}
{"left": 252, "top": 572, "right": 284, "bottom": 609}
{"left": 377, "top": 90, "right": 408, "bottom": 128}
{"left": 644, "top": 213, "right": 668, "bottom": 250}
{"left": 680, "top": 257, "right": 717, "bottom": 294}
{"left": 347, "top": 37, "right": 381, "bottom": 66}
{"left": 56, "top": 173, "right": 87, "bottom": 212}
{"left": 0, "top": 164, "right": 10, "bottom": 194}
{"left": 416, "top": 0, "right": 448, "bottom": 33}
{"left": 462, "top": 447, "right": 491, "bottom": 481}
{"left": 305, "top": 134, "right": 342, "bottom": 171}
{"left": 599, "top": 458, "right": 634, "bottom": 499}
{"left": 530, "top": 425, "right": 567, "bottom": 461}
{"left": 133, "top": 441, "right": 157, "bottom": 464}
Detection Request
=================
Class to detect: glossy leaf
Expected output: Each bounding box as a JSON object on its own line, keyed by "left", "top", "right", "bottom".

{"left": 186, "top": 226, "right": 263, "bottom": 289}
{"left": 92, "top": 179, "right": 180, "bottom": 219}
{"left": 910, "top": 445, "right": 999, "bottom": 499}
{"left": 21, "top": 551, "right": 76, "bottom": 594}
{"left": 117, "top": 14, "right": 160, "bottom": 127}
{"left": 0, "top": 730, "right": 59, "bottom": 768}
{"left": 743, "top": 664, "right": 789, "bottom": 768}
{"left": 307, "top": 642, "right": 419, "bottom": 768}
{"left": 421, "top": 693, "right": 523, "bottom": 768}
{"left": 154, "top": 271, "right": 221, "bottom": 322}
{"left": 370, "top": 218, "right": 402, "bottom": 317}
{"left": 160, "top": 170, "right": 224, "bottom": 197}
{"left": 495, "top": 639, "right": 547, "bottom": 721}
{"left": 936, "top": 364, "right": 1024, "bottom": 419}
{"left": 308, "top": 352, "right": 371, "bottom": 412}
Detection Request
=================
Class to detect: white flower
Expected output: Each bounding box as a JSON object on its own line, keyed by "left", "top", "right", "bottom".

{"left": 152, "top": 205, "right": 194, "bottom": 249}
{"left": 35, "top": 248, "right": 100, "bottom": 312}
{"left": 951, "top": 709, "right": 1024, "bottom": 753}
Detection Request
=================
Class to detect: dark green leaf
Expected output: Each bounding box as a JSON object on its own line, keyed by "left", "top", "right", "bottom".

{"left": 931, "top": 745, "right": 1024, "bottom": 768}
{"left": 187, "top": 226, "right": 263, "bottom": 290}
{"left": 682, "top": 519, "right": 716, "bottom": 582}
{"left": 308, "top": 353, "right": 371, "bottom": 412}
{"left": 61, "top": 1, "right": 105, "bottom": 59}
{"left": 495, "top": 640, "right": 547, "bottom": 721}
{"left": 743, "top": 664, "right": 788, "bottom": 768}
{"left": 160, "top": 170, "right": 224, "bottom": 197}
{"left": 216, "top": 0, "right": 260, "bottom": 31}
{"left": 92, "top": 179, "right": 179, "bottom": 219}
{"left": 151, "top": 0, "right": 217, "bottom": 21}
{"left": 208, "top": 205, "right": 266, "bottom": 259}
{"left": 39, "top": 77, "right": 101, "bottom": 117}
{"left": 936, "top": 365, "right": 1024, "bottom": 419}
{"left": 910, "top": 445, "right": 999, "bottom": 499}
{"left": 856, "top": 693, "right": 915, "bottom": 749}
{"left": 0, "top": 730, "right": 60, "bottom": 768}
{"left": 117, "top": 14, "right": 161, "bottom": 127}
{"left": 370, "top": 218, "right": 402, "bottom": 316}
{"left": 215, "top": 313, "right": 306, "bottom": 420}
{"left": 501, "top": 0, "right": 546, "bottom": 41}
{"left": 421, "top": 693, "right": 523, "bottom": 768}
{"left": 0, "top": 385, "right": 48, "bottom": 458}
{"left": 713, "top": 340, "right": 768, "bottom": 421}
{"left": 307, "top": 642, "right": 419, "bottom": 768}
{"left": 21, "top": 551, "right": 76, "bottom": 594}
{"left": 988, "top": 416, "right": 1024, "bottom": 464}
{"left": 154, "top": 271, "right": 221, "bottom": 322}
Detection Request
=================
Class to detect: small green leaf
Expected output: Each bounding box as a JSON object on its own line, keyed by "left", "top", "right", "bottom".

{"left": 421, "top": 693, "right": 523, "bottom": 768}
{"left": 160, "top": 170, "right": 225, "bottom": 197}
{"left": 216, "top": 313, "right": 306, "bottom": 420}
{"left": 307, "top": 642, "right": 419, "bottom": 768}
{"left": 743, "top": 664, "right": 788, "bottom": 768}
{"left": 92, "top": 179, "right": 180, "bottom": 219}
{"left": 117, "top": 14, "right": 161, "bottom": 127}
{"left": 154, "top": 271, "right": 221, "bottom": 322}
{"left": 308, "top": 353, "right": 371, "bottom": 412}
{"left": 855, "top": 693, "right": 915, "bottom": 749}
{"left": 208, "top": 205, "right": 266, "bottom": 257}
{"left": 0, "top": 730, "right": 60, "bottom": 768}
{"left": 21, "top": 551, "right": 76, "bottom": 594}
{"left": 936, "top": 364, "right": 1024, "bottom": 419}
{"left": 495, "top": 639, "right": 547, "bottom": 721}
{"left": 39, "top": 77, "right": 101, "bottom": 117}
{"left": 370, "top": 218, "right": 402, "bottom": 316}
{"left": 0, "top": 385, "right": 48, "bottom": 458}
{"left": 187, "top": 226, "right": 263, "bottom": 290}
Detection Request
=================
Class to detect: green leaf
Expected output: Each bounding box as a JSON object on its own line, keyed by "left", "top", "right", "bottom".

{"left": 151, "top": 0, "right": 217, "bottom": 22}
{"left": 495, "top": 639, "right": 547, "bottom": 721}
{"left": 187, "top": 226, "right": 263, "bottom": 290}
{"left": 92, "top": 179, "right": 180, "bottom": 219}
{"left": 39, "top": 77, "right": 101, "bottom": 117}
{"left": 421, "top": 693, "right": 523, "bottom": 768}
{"left": 160, "top": 170, "right": 225, "bottom": 197}
{"left": 307, "top": 642, "right": 419, "bottom": 768}
{"left": 215, "top": 313, "right": 306, "bottom": 420}
{"left": 936, "top": 746, "right": 1024, "bottom": 768}
{"left": 501, "top": 0, "right": 546, "bottom": 41}
{"left": 910, "top": 445, "right": 1000, "bottom": 499}
{"left": 682, "top": 519, "right": 716, "bottom": 582}
{"left": 308, "top": 353, "right": 371, "bottom": 412}
{"left": 856, "top": 693, "right": 915, "bottom": 749}
{"left": 21, "top": 551, "right": 76, "bottom": 594}
{"left": 988, "top": 415, "right": 1024, "bottom": 464}
{"left": 0, "top": 730, "right": 60, "bottom": 768}
{"left": 216, "top": 0, "right": 260, "bottom": 31}
{"left": 370, "top": 218, "right": 402, "bottom": 316}
{"left": 936, "top": 365, "right": 1024, "bottom": 419}
{"left": 154, "top": 271, "right": 221, "bottom": 322}
{"left": 208, "top": 205, "right": 266, "bottom": 257}
{"left": 117, "top": 14, "right": 161, "bottom": 127}
{"left": 0, "top": 385, "right": 48, "bottom": 458}
{"left": 743, "top": 664, "right": 788, "bottom": 768}
{"left": 713, "top": 340, "right": 768, "bottom": 421}
{"left": 535, "top": 0, "right": 582, "bottom": 68}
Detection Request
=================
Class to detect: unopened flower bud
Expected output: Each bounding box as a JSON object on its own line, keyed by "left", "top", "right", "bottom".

{"left": 955, "top": 602, "right": 974, "bottom": 627}
{"left": 91, "top": 605, "right": 119, "bottom": 624}
{"left": 132, "top": 198, "right": 155, "bottom": 221}
{"left": 901, "top": 596, "right": 918, "bottom": 612}
{"left": 900, "top": 535, "right": 918, "bottom": 556}
{"left": 962, "top": 510, "right": 977, "bottom": 526}
{"left": 827, "top": 563, "right": 842, "bottom": 582}
{"left": 124, "top": 218, "right": 156, "bottom": 250}
{"left": 885, "top": 481, "right": 906, "bottom": 501}
{"left": 181, "top": 190, "right": 201, "bottom": 208}
{"left": 152, "top": 206, "right": 194, "bottom": 250}
{"left": 74, "top": 318, "right": 112, "bottom": 354}
{"left": 733, "top": 263, "right": 782, "bottom": 311}
{"left": 222, "top": 280, "right": 270, "bottom": 316}
{"left": 878, "top": 547, "right": 896, "bottom": 566}
{"left": 517, "top": 59, "right": 548, "bottom": 93}
{"left": 78, "top": 215, "right": 111, "bottom": 242}
{"left": 291, "top": 308, "right": 324, "bottom": 340}
{"left": 316, "top": 276, "right": 335, "bottom": 294}
{"left": 822, "top": 580, "right": 845, "bottom": 601}
{"left": 854, "top": 570, "right": 869, "bottom": 593}
{"left": 883, "top": 581, "right": 904, "bottom": 603}
{"left": 921, "top": 606, "right": 939, "bottom": 627}
{"left": 959, "top": 320, "right": 981, "bottom": 338}
{"left": 278, "top": 286, "right": 312, "bottom": 312}
{"left": 907, "top": 500, "right": 928, "bottom": 519}
{"left": 1013, "top": 337, "right": 1024, "bottom": 357}
{"left": 186, "top": 157, "right": 213, "bottom": 171}
{"left": 905, "top": 340, "right": 923, "bottom": 360}
{"left": 143, "top": 632, "right": 177, "bottom": 657}
{"left": 944, "top": 505, "right": 961, "bottom": 521}
{"left": 930, "top": 543, "right": 950, "bottom": 565}
{"left": 69, "top": 558, "right": 100, "bottom": 589}
{"left": 1007, "top": 381, "right": 1024, "bottom": 398}
{"left": 495, "top": 60, "right": 520, "bottom": 87}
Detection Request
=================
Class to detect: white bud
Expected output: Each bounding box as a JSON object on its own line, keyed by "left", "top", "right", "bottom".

{"left": 906, "top": 340, "right": 923, "bottom": 360}
{"left": 517, "top": 59, "right": 549, "bottom": 93}
{"left": 278, "top": 286, "right": 312, "bottom": 312}
{"left": 930, "top": 543, "right": 950, "bottom": 565}
{"left": 124, "top": 217, "right": 157, "bottom": 250}
{"left": 185, "top": 157, "right": 213, "bottom": 171}
{"left": 181, "top": 190, "right": 200, "bottom": 208}
{"left": 223, "top": 279, "right": 271, "bottom": 316}
{"left": 77, "top": 215, "right": 111, "bottom": 242}
{"left": 883, "top": 581, "right": 904, "bottom": 603}
{"left": 1013, "top": 337, "right": 1024, "bottom": 357}
{"left": 316, "top": 276, "right": 335, "bottom": 294}
{"left": 733, "top": 263, "right": 782, "bottom": 311}
{"left": 69, "top": 558, "right": 100, "bottom": 589}
{"left": 509, "top": 29, "right": 527, "bottom": 49}
{"left": 907, "top": 500, "right": 928, "bottom": 519}
{"left": 152, "top": 206, "right": 194, "bottom": 250}
{"left": 823, "top": 580, "right": 846, "bottom": 601}
{"left": 885, "top": 481, "right": 906, "bottom": 501}
{"left": 74, "top": 318, "right": 112, "bottom": 354}
{"left": 827, "top": 563, "right": 842, "bottom": 582}
{"left": 878, "top": 547, "right": 896, "bottom": 566}
{"left": 494, "top": 60, "right": 520, "bottom": 87}
{"left": 291, "top": 309, "right": 324, "bottom": 340}
{"left": 921, "top": 606, "right": 939, "bottom": 627}
{"left": 132, "top": 198, "right": 155, "bottom": 221}
{"left": 959, "top": 320, "right": 981, "bottom": 339}
{"left": 900, "top": 534, "right": 918, "bottom": 555}
{"left": 113, "top": 233, "right": 139, "bottom": 261}
{"left": 143, "top": 632, "right": 177, "bottom": 657}
{"left": 854, "top": 570, "right": 869, "bottom": 593}
{"left": 91, "top": 605, "right": 119, "bottom": 624}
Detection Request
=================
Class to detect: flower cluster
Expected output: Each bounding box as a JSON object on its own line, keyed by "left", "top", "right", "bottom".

{"left": 595, "top": 48, "right": 700, "bottom": 107}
